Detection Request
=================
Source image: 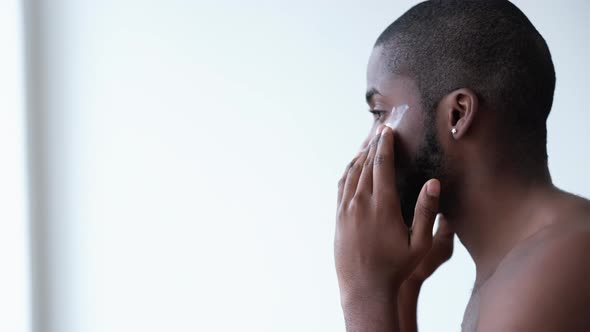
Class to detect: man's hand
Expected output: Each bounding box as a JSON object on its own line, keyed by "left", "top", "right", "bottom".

{"left": 406, "top": 214, "right": 454, "bottom": 283}
{"left": 398, "top": 214, "right": 454, "bottom": 332}
{"left": 334, "top": 125, "right": 441, "bottom": 331}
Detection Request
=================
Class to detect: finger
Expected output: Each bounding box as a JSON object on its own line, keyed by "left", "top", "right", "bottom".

{"left": 358, "top": 136, "right": 370, "bottom": 152}
{"left": 430, "top": 214, "right": 455, "bottom": 264}
{"left": 337, "top": 152, "right": 361, "bottom": 206}
{"left": 410, "top": 179, "right": 441, "bottom": 255}
{"left": 356, "top": 131, "right": 381, "bottom": 194}
{"left": 341, "top": 146, "right": 370, "bottom": 204}
{"left": 434, "top": 214, "right": 454, "bottom": 239}
{"left": 373, "top": 124, "right": 398, "bottom": 202}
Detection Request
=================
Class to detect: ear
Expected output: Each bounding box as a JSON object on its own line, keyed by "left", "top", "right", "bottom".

{"left": 441, "top": 88, "right": 479, "bottom": 139}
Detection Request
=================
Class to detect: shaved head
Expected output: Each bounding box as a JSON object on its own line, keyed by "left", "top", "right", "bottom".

{"left": 374, "top": 0, "right": 556, "bottom": 169}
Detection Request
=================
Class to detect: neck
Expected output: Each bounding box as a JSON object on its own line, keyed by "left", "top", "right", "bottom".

{"left": 445, "top": 166, "right": 555, "bottom": 286}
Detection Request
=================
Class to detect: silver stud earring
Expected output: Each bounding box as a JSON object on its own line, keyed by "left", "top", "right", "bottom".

{"left": 451, "top": 128, "right": 458, "bottom": 135}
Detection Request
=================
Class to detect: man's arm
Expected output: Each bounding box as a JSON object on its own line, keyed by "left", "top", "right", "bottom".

{"left": 476, "top": 225, "right": 590, "bottom": 331}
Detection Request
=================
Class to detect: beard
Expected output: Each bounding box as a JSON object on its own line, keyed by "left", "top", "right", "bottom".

{"left": 395, "top": 119, "right": 447, "bottom": 228}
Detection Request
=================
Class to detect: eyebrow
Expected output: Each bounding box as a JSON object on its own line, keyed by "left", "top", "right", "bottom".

{"left": 365, "top": 88, "right": 382, "bottom": 105}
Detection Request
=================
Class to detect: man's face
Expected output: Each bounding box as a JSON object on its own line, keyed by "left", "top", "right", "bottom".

{"left": 364, "top": 46, "right": 446, "bottom": 226}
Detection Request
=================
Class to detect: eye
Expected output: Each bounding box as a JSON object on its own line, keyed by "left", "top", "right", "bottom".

{"left": 369, "top": 109, "right": 387, "bottom": 121}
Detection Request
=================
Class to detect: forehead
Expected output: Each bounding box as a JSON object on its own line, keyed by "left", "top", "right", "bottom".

{"left": 367, "top": 45, "right": 391, "bottom": 87}
{"left": 366, "top": 46, "right": 420, "bottom": 106}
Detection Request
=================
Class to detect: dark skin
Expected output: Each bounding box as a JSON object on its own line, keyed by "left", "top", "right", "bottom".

{"left": 335, "top": 45, "right": 590, "bottom": 331}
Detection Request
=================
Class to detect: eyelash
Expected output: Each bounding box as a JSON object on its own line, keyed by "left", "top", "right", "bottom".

{"left": 369, "top": 110, "right": 387, "bottom": 121}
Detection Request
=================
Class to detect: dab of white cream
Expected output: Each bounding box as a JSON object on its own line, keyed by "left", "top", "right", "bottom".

{"left": 376, "top": 104, "right": 410, "bottom": 134}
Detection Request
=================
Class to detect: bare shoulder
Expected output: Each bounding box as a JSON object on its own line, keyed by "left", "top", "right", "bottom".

{"left": 476, "top": 193, "right": 590, "bottom": 331}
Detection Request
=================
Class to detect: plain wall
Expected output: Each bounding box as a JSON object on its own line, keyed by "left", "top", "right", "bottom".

{"left": 0, "top": 1, "right": 29, "bottom": 331}
{"left": 24, "top": 1, "right": 589, "bottom": 331}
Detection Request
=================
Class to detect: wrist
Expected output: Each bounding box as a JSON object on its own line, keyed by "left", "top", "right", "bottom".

{"left": 340, "top": 285, "right": 399, "bottom": 310}
{"left": 341, "top": 289, "right": 400, "bottom": 332}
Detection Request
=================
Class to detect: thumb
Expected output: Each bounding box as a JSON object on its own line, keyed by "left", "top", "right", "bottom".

{"left": 410, "top": 179, "right": 440, "bottom": 256}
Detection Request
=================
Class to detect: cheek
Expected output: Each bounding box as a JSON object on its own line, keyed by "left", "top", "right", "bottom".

{"left": 394, "top": 112, "right": 425, "bottom": 167}
{"left": 393, "top": 132, "right": 413, "bottom": 170}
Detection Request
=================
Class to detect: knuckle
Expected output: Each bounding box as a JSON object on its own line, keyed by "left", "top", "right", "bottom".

{"left": 349, "top": 195, "right": 367, "bottom": 210}
{"left": 350, "top": 160, "right": 363, "bottom": 171}
{"left": 347, "top": 160, "right": 356, "bottom": 171}
{"left": 336, "top": 206, "right": 346, "bottom": 219}
{"left": 344, "top": 162, "right": 355, "bottom": 177}
{"left": 371, "top": 137, "right": 380, "bottom": 148}
{"left": 442, "top": 252, "right": 453, "bottom": 263}
{"left": 443, "top": 245, "right": 454, "bottom": 259}
{"left": 415, "top": 200, "right": 437, "bottom": 218}
{"left": 413, "top": 238, "right": 432, "bottom": 254}
{"left": 347, "top": 199, "right": 358, "bottom": 212}
{"left": 349, "top": 197, "right": 361, "bottom": 209}
{"left": 374, "top": 154, "right": 385, "bottom": 166}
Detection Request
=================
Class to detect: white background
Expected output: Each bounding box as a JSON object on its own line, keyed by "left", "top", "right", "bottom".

{"left": 15, "top": 0, "right": 590, "bottom": 331}
{"left": 0, "top": 0, "right": 29, "bottom": 331}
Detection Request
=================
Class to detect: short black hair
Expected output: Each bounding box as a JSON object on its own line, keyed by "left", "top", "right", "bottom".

{"left": 375, "top": 0, "right": 556, "bottom": 167}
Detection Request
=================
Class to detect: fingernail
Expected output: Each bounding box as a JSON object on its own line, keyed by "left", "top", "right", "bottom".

{"left": 381, "top": 125, "right": 391, "bottom": 136}
{"left": 427, "top": 180, "right": 440, "bottom": 197}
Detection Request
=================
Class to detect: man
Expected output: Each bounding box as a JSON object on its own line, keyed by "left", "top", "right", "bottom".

{"left": 334, "top": 1, "right": 590, "bottom": 331}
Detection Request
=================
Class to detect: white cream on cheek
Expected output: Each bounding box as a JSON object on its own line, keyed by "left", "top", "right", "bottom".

{"left": 375, "top": 104, "right": 410, "bottom": 134}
